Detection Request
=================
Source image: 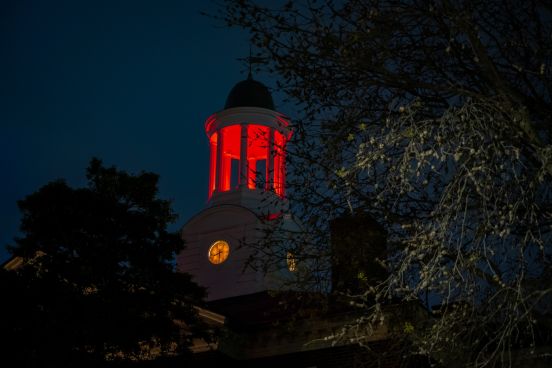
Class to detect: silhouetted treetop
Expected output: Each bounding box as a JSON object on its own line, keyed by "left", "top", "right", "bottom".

{"left": 2, "top": 158, "right": 208, "bottom": 366}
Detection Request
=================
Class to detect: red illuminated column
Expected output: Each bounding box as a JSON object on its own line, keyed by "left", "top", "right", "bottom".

{"left": 279, "top": 138, "right": 286, "bottom": 197}
{"left": 208, "top": 132, "right": 218, "bottom": 198}
{"left": 267, "top": 128, "right": 274, "bottom": 191}
{"left": 239, "top": 124, "right": 248, "bottom": 188}
{"left": 273, "top": 131, "right": 285, "bottom": 196}
{"left": 216, "top": 129, "right": 224, "bottom": 192}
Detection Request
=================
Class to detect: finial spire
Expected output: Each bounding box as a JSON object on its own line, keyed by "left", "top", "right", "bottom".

{"left": 237, "top": 46, "right": 267, "bottom": 80}
{"left": 248, "top": 46, "right": 253, "bottom": 80}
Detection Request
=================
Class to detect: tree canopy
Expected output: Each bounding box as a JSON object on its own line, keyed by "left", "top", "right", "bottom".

{"left": 220, "top": 1, "right": 552, "bottom": 366}
{"left": 0, "top": 159, "right": 207, "bottom": 366}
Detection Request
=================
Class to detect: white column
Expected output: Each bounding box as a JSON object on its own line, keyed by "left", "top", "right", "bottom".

{"left": 239, "top": 124, "right": 248, "bottom": 188}
{"left": 267, "top": 128, "right": 274, "bottom": 191}
{"left": 215, "top": 129, "right": 224, "bottom": 192}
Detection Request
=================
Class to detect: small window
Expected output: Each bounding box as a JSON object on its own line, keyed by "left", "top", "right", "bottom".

{"left": 286, "top": 251, "right": 297, "bottom": 272}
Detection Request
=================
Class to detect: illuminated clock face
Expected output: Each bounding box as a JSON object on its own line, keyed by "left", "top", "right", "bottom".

{"left": 208, "top": 240, "right": 230, "bottom": 265}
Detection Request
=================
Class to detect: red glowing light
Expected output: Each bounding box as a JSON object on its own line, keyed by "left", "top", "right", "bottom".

{"left": 219, "top": 125, "right": 241, "bottom": 191}
{"left": 265, "top": 212, "right": 282, "bottom": 221}
{"left": 247, "top": 125, "right": 270, "bottom": 189}
{"left": 273, "top": 131, "right": 285, "bottom": 197}
{"left": 208, "top": 132, "right": 218, "bottom": 198}
{"left": 206, "top": 120, "right": 289, "bottom": 199}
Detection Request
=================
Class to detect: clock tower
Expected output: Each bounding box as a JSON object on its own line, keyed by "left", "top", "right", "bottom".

{"left": 177, "top": 75, "right": 294, "bottom": 301}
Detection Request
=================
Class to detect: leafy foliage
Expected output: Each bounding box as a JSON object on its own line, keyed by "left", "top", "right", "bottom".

{"left": 220, "top": 1, "right": 552, "bottom": 366}
{"left": 0, "top": 159, "right": 207, "bottom": 366}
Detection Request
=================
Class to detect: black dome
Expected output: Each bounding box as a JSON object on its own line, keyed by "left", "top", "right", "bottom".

{"left": 224, "top": 77, "right": 275, "bottom": 110}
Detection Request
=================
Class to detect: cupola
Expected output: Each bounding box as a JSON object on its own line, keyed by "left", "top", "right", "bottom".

{"left": 178, "top": 75, "right": 296, "bottom": 301}
{"left": 204, "top": 77, "right": 292, "bottom": 213}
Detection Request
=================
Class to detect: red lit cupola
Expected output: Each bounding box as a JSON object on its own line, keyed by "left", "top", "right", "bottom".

{"left": 205, "top": 76, "right": 292, "bottom": 212}
{"left": 178, "top": 75, "right": 298, "bottom": 301}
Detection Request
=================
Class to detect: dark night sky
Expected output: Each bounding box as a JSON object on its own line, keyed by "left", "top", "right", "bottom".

{"left": 0, "top": 0, "right": 261, "bottom": 262}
